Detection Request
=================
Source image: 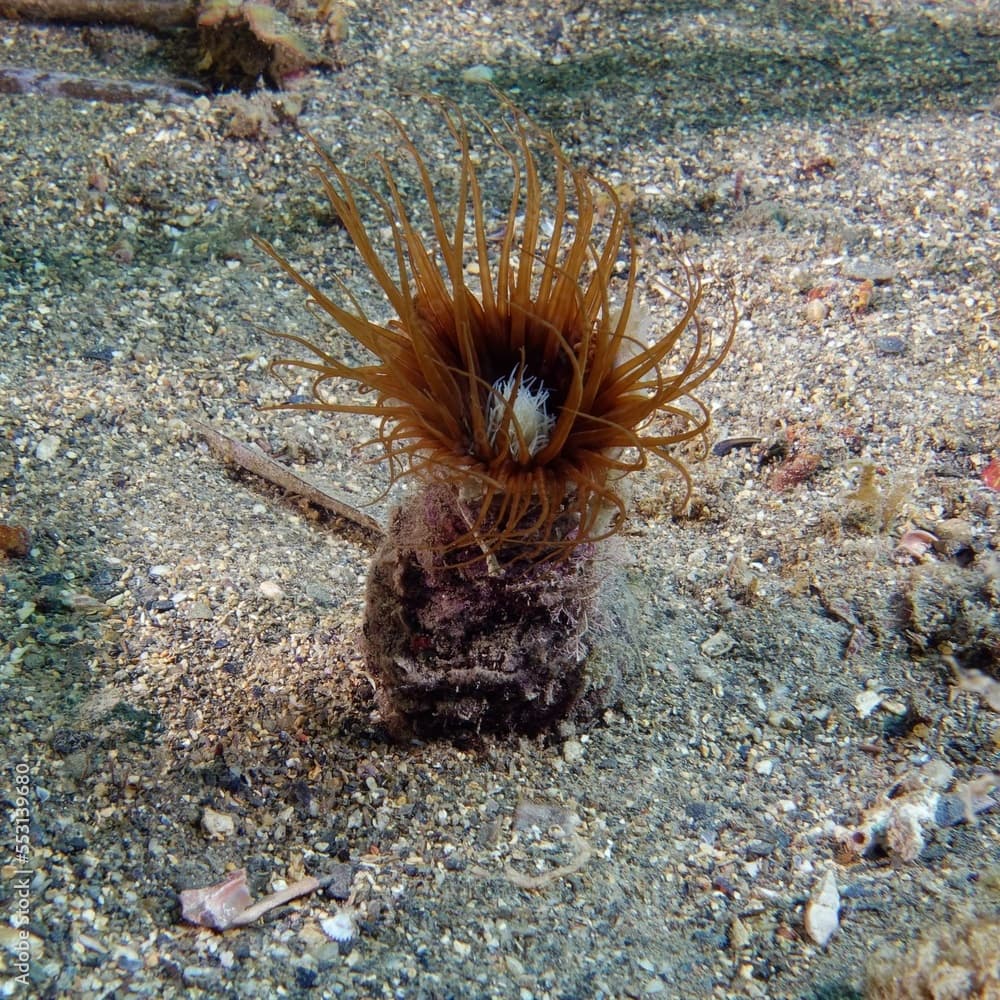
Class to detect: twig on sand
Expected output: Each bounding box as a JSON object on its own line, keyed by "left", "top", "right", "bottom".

{"left": 180, "top": 868, "right": 350, "bottom": 930}
{"left": 1, "top": 0, "right": 198, "bottom": 30}
{"left": 0, "top": 66, "right": 205, "bottom": 102}
{"left": 189, "top": 419, "right": 384, "bottom": 541}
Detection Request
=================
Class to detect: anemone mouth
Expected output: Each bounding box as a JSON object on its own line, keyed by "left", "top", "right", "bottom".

{"left": 256, "top": 97, "right": 736, "bottom": 563}
{"left": 485, "top": 367, "right": 555, "bottom": 462}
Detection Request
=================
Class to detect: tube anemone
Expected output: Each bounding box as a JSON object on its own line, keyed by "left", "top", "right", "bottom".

{"left": 256, "top": 99, "right": 736, "bottom": 736}
{"left": 256, "top": 99, "right": 734, "bottom": 565}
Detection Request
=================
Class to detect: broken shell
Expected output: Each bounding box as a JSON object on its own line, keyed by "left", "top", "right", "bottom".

{"left": 854, "top": 688, "right": 884, "bottom": 719}
{"left": 893, "top": 528, "right": 938, "bottom": 562}
{"left": 320, "top": 908, "right": 357, "bottom": 943}
{"left": 180, "top": 869, "right": 253, "bottom": 931}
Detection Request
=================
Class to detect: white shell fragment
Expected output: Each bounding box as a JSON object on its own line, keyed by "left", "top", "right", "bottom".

{"left": 320, "top": 908, "right": 357, "bottom": 943}
{"left": 854, "top": 688, "right": 884, "bottom": 719}
{"left": 34, "top": 433, "right": 61, "bottom": 461}
{"left": 259, "top": 580, "right": 285, "bottom": 600}
{"left": 804, "top": 869, "right": 840, "bottom": 947}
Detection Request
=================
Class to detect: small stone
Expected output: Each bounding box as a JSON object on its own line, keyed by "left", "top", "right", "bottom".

{"left": 461, "top": 63, "right": 494, "bottom": 84}
{"left": 844, "top": 257, "right": 895, "bottom": 283}
{"left": 562, "top": 738, "right": 584, "bottom": 764}
{"left": 187, "top": 601, "right": 213, "bottom": 620}
{"left": 294, "top": 965, "right": 319, "bottom": 988}
{"left": 35, "top": 434, "right": 61, "bottom": 461}
{"left": 201, "top": 807, "right": 236, "bottom": 839}
{"left": 745, "top": 840, "right": 774, "bottom": 859}
{"left": 767, "top": 710, "right": 800, "bottom": 730}
{"left": 730, "top": 914, "right": 751, "bottom": 950}
{"left": 855, "top": 689, "right": 884, "bottom": 718}
{"left": 700, "top": 630, "right": 735, "bottom": 657}
{"left": 513, "top": 800, "right": 579, "bottom": 833}
{"left": 0, "top": 523, "right": 31, "bottom": 557}
{"left": 787, "top": 266, "right": 815, "bottom": 291}
{"left": 259, "top": 580, "right": 285, "bottom": 599}
{"left": 875, "top": 335, "right": 906, "bottom": 354}
{"left": 804, "top": 298, "right": 828, "bottom": 324}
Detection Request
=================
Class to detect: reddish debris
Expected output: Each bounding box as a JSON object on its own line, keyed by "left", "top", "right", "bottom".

{"left": 0, "top": 523, "right": 31, "bottom": 558}
{"left": 982, "top": 457, "right": 1000, "bottom": 491}
{"left": 768, "top": 453, "right": 822, "bottom": 492}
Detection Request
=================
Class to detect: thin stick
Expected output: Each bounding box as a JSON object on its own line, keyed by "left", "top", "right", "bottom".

{"left": 0, "top": 66, "right": 204, "bottom": 103}
{"left": 190, "top": 419, "right": 384, "bottom": 541}
{"left": 1, "top": 0, "right": 198, "bottom": 30}
{"left": 228, "top": 875, "right": 321, "bottom": 928}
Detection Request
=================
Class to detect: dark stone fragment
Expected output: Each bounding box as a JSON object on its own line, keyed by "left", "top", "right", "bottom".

{"left": 684, "top": 801, "right": 716, "bottom": 824}
{"left": 294, "top": 966, "right": 318, "bottom": 989}
{"left": 321, "top": 863, "right": 353, "bottom": 901}
{"left": 81, "top": 345, "right": 116, "bottom": 363}
{"left": 50, "top": 729, "right": 92, "bottom": 755}
{"left": 744, "top": 839, "right": 775, "bottom": 859}
{"left": 874, "top": 336, "right": 906, "bottom": 355}
{"left": 57, "top": 830, "right": 88, "bottom": 854}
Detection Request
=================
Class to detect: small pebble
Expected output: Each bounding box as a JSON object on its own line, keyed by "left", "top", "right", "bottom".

{"left": 843, "top": 257, "right": 895, "bottom": 283}
{"left": 854, "top": 689, "right": 884, "bottom": 718}
{"left": 201, "top": 807, "right": 235, "bottom": 839}
{"left": 461, "top": 64, "right": 495, "bottom": 83}
{"left": 805, "top": 299, "right": 829, "bottom": 323}
{"left": 700, "top": 630, "right": 735, "bottom": 657}
{"left": 874, "top": 335, "right": 906, "bottom": 354}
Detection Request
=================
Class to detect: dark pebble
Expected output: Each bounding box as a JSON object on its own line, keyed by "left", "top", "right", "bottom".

{"left": 744, "top": 839, "right": 775, "bottom": 859}
{"left": 322, "top": 863, "right": 354, "bottom": 901}
{"left": 81, "top": 345, "right": 116, "bottom": 363}
{"left": 50, "top": 729, "right": 92, "bottom": 755}
{"left": 294, "top": 966, "right": 319, "bottom": 989}
{"left": 57, "top": 831, "right": 88, "bottom": 854}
